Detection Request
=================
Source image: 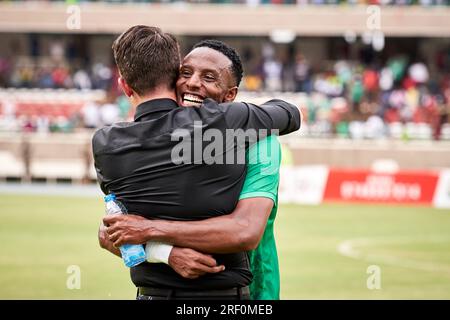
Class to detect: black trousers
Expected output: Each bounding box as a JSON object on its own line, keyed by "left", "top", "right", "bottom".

{"left": 136, "top": 286, "right": 250, "bottom": 300}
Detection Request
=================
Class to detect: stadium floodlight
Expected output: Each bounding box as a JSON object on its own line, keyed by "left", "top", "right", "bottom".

{"left": 269, "top": 29, "right": 296, "bottom": 44}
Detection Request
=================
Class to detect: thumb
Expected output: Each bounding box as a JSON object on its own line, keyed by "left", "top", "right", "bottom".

{"left": 103, "top": 215, "right": 118, "bottom": 225}
{"left": 209, "top": 265, "right": 226, "bottom": 273}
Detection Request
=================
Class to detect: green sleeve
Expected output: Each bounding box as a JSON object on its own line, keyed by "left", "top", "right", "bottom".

{"left": 239, "top": 135, "right": 281, "bottom": 205}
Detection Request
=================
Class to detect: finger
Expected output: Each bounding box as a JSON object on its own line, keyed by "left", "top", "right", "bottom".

{"left": 106, "top": 225, "right": 119, "bottom": 235}
{"left": 113, "top": 235, "right": 126, "bottom": 248}
{"left": 207, "top": 265, "right": 225, "bottom": 273}
{"left": 103, "top": 215, "right": 116, "bottom": 223}
{"left": 109, "top": 231, "right": 121, "bottom": 243}
{"left": 103, "top": 216, "right": 116, "bottom": 226}
{"left": 199, "top": 253, "right": 214, "bottom": 259}
{"left": 196, "top": 254, "right": 218, "bottom": 267}
{"left": 103, "top": 214, "right": 125, "bottom": 224}
{"left": 113, "top": 237, "right": 123, "bottom": 248}
{"left": 193, "top": 263, "right": 225, "bottom": 274}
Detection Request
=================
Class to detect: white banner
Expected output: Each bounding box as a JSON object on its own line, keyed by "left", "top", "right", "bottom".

{"left": 279, "top": 165, "right": 329, "bottom": 205}
{"left": 433, "top": 169, "right": 450, "bottom": 209}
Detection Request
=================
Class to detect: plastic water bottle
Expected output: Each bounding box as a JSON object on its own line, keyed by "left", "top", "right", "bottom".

{"left": 104, "top": 194, "right": 146, "bottom": 268}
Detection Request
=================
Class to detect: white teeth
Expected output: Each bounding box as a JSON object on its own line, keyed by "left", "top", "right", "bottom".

{"left": 183, "top": 94, "right": 204, "bottom": 103}
{"left": 183, "top": 100, "right": 201, "bottom": 107}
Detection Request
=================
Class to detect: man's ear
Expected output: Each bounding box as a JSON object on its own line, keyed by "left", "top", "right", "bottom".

{"left": 224, "top": 87, "right": 238, "bottom": 103}
{"left": 118, "top": 77, "right": 134, "bottom": 97}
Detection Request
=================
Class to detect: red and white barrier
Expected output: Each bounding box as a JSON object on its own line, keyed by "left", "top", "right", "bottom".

{"left": 279, "top": 166, "right": 450, "bottom": 209}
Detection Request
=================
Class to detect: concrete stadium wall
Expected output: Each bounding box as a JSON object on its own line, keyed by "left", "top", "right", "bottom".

{"left": 0, "top": 3, "right": 449, "bottom": 37}
{"left": 281, "top": 137, "right": 450, "bottom": 170}
{"left": 0, "top": 132, "right": 95, "bottom": 182}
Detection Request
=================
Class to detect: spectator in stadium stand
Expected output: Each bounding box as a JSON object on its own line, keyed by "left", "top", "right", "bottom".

{"left": 294, "top": 53, "right": 311, "bottom": 93}
{"left": 93, "top": 25, "right": 300, "bottom": 300}
{"left": 73, "top": 69, "right": 92, "bottom": 90}
{"left": 81, "top": 99, "right": 101, "bottom": 129}
{"left": 0, "top": 57, "right": 11, "bottom": 87}
{"left": 99, "top": 97, "right": 120, "bottom": 126}
{"left": 100, "top": 39, "right": 286, "bottom": 300}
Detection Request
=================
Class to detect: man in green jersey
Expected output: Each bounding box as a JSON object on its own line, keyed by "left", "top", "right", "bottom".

{"left": 101, "top": 40, "right": 297, "bottom": 299}
{"left": 238, "top": 134, "right": 281, "bottom": 299}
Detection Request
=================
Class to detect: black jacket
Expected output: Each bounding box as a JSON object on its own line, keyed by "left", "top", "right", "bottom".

{"left": 93, "top": 97, "right": 301, "bottom": 290}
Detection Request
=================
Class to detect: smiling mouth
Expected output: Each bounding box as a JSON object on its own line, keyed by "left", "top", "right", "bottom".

{"left": 182, "top": 93, "right": 204, "bottom": 107}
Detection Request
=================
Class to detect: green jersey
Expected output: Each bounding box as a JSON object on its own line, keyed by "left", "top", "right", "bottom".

{"left": 239, "top": 135, "right": 281, "bottom": 300}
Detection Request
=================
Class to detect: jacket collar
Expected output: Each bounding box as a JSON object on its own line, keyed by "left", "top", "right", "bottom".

{"left": 134, "top": 98, "right": 179, "bottom": 122}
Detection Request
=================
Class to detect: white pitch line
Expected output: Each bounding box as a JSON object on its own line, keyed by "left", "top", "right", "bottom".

{"left": 337, "top": 237, "right": 450, "bottom": 276}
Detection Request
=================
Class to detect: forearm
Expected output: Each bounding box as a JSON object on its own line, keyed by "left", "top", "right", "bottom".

{"left": 143, "top": 199, "right": 272, "bottom": 254}
{"left": 144, "top": 215, "right": 250, "bottom": 254}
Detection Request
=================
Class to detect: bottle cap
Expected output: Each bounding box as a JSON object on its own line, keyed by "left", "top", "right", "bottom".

{"left": 104, "top": 193, "right": 116, "bottom": 202}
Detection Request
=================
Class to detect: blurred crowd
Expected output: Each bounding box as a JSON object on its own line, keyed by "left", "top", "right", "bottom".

{"left": 0, "top": 57, "right": 116, "bottom": 91}
{"left": 240, "top": 47, "right": 450, "bottom": 139}
{"left": 1, "top": 39, "right": 450, "bottom": 140}
{"left": 0, "top": 93, "right": 131, "bottom": 133}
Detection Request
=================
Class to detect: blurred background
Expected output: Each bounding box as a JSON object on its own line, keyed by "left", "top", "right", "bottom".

{"left": 0, "top": 1, "right": 449, "bottom": 299}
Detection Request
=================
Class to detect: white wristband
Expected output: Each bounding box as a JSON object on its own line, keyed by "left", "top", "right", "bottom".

{"left": 145, "top": 241, "right": 173, "bottom": 265}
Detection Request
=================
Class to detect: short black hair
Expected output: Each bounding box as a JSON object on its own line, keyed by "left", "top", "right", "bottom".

{"left": 193, "top": 39, "right": 243, "bottom": 87}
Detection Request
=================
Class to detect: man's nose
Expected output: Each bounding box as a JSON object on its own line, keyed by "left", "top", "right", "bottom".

{"left": 186, "top": 73, "right": 201, "bottom": 90}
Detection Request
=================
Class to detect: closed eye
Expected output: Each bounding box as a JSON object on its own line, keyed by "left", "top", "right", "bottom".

{"left": 180, "top": 69, "right": 192, "bottom": 77}
{"left": 204, "top": 74, "right": 216, "bottom": 82}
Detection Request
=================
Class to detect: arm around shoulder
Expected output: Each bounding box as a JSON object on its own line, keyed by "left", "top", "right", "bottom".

{"left": 216, "top": 99, "right": 301, "bottom": 136}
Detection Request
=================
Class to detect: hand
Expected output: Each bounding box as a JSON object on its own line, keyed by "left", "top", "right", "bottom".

{"left": 98, "top": 223, "right": 121, "bottom": 257}
{"left": 103, "top": 214, "right": 149, "bottom": 247}
{"left": 168, "top": 247, "right": 225, "bottom": 279}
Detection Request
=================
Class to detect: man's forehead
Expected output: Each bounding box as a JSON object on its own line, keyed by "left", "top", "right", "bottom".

{"left": 183, "top": 47, "right": 232, "bottom": 70}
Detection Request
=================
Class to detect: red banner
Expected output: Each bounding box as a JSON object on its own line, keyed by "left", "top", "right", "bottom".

{"left": 323, "top": 169, "right": 439, "bottom": 205}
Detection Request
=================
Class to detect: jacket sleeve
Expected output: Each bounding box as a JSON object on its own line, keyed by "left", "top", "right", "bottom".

{"left": 203, "top": 98, "right": 301, "bottom": 136}
{"left": 91, "top": 128, "right": 109, "bottom": 195}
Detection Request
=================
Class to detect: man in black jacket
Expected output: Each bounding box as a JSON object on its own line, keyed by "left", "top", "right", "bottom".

{"left": 93, "top": 25, "right": 300, "bottom": 299}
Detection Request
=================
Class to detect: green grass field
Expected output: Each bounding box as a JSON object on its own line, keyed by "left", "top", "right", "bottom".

{"left": 1, "top": 194, "right": 449, "bottom": 299}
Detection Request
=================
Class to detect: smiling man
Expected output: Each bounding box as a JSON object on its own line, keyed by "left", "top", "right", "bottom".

{"left": 101, "top": 39, "right": 294, "bottom": 300}
{"left": 178, "top": 43, "right": 238, "bottom": 108}
{"left": 176, "top": 41, "right": 282, "bottom": 299}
